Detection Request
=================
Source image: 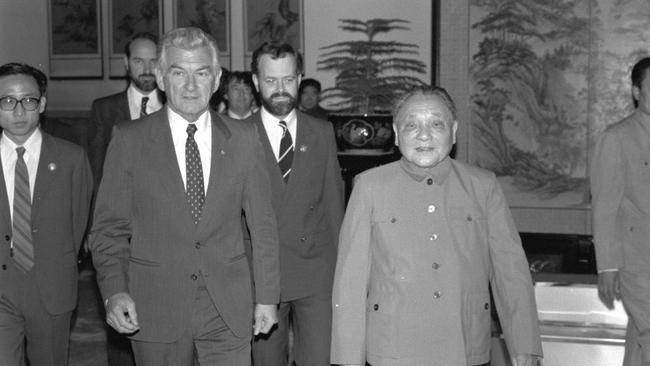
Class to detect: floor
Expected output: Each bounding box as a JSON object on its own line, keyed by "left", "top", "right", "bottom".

{"left": 69, "top": 258, "right": 108, "bottom": 366}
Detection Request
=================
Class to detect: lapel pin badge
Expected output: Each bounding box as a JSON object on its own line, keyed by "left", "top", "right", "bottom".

{"left": 48, "top": 163, "right": 56, "bottom": 171}
{"left": 299, "top": 145, "right": 307, "bottom": 152}
{"left": 220, "top": 149, "right": 226, "bottom": 155}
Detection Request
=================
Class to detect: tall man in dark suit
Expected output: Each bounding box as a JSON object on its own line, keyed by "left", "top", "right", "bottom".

{"left": 88, "top": 32, "right": 165, "bottom": 183}
{"left": 90, "top": 27, "right": 280, "bottom": 366}
{"left": 247, "top": 42, "right": 345, "bottom": 366}
{"left": 88, "top": 31, "right": 164, "bottom": 366}
{"left": 0, "top": 62, "right": 93, "bottom": 365}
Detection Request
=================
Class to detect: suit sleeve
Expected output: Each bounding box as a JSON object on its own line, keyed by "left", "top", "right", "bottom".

{"left": 242, "top": 127, "right": 280, "bottom": 305}
{"left": 330, "top": 174, "right": 372, "bottom": 365}
{"left": 590, "top": 130, "right": 625, "bottom": 271}
{"left": 485, "top": 173, "right": 543, "bottom": 359}
{"left": 72, "top": 149, "right": 94, "bottom": 253}
{"left": 89, "top": 100, "right": 105, "bottom": 185}
{"left": 322, "top": 124, "right": 345, "bottom": 246}
{"left": 88, "top": 125, "right": 133, "bottom": 301}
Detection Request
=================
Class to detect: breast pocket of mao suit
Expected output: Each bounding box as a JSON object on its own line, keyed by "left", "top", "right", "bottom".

{"left": 448, "top": 206, "right": 488, "bottom": 252}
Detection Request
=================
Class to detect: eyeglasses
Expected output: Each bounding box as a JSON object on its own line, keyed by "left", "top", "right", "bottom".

{"left": 0, "top": 96, "right": 41, "bottom": 111}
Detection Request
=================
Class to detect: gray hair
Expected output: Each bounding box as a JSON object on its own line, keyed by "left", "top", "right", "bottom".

{"left": 393, "top": 86, "right": 457, "bottom": 121}
{"left": 157, "top": 27, "right": 220, "bottom": 73}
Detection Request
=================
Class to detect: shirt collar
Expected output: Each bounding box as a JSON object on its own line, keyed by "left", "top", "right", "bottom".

{"left": 399, "top": 155, "right": 452, "bottom": 185}
{"left": 260, "top": 106, "right": 297, "bottom": 128}
{"left": 227, "top": 109, "right": 253, "bottom": 120}
{"left": 167, "top": 106, "right": 211, "bottom": 134}
{"left": 127, "top": 83, "right": 161, "bottom": 106}
{"left": 1, "top": 127, "right": 42, "bottom": 158}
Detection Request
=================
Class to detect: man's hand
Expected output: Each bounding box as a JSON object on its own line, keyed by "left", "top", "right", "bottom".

{"left": 105, "top": 292, "right": 140, "bottom": 334}
{"left": 253, "top": 303, "right": 278, "bottom": 335}
{"left": 514, "top": 354, "right": 540, "bottom": 366}
{"left": 598, "top": 271, "right": 621, "bottom": 309}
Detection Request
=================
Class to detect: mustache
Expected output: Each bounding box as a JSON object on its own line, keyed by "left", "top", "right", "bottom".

{"left": 138, "top": 73, "right": 156, "bottom": 79}
{"left": 270, "top": 92, "right": 293, "bottom": 99}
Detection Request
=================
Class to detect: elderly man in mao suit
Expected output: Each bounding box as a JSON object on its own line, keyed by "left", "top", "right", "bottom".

{"left": 331, "top": 87, "right": 542, "bottom": 366}
{"left": 591, "top": 57, "right": 650, "bottom": 366}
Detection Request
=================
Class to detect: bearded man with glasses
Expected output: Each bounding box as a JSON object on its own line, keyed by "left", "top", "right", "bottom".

{"left": 0, "top": 62, "right": 93, "bottom": 366}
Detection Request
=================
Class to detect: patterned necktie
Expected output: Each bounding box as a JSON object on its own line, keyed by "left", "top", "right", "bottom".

{"left": 12, "top": 147, "right": 33, "bottom": 272}
{"left": 185, "top": 124, "right": 205, "bottom": 225}
{"left": 140, "top": 96, "right": 149, "bottom": 117}
{"left": 278, "top": 120, "right": 294, "bottom": 182}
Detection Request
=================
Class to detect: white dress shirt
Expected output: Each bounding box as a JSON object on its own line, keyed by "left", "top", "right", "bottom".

{"left": 168, "top": 107, "right": 212, "bottom": 194}
{"left": 1, "top": 129, "right": 42, "bottom": 221}
{"left": 260, "top": 107, "right": 297, "bottom": 160}
{"left": 127, "top": 84, "right": 163, "bottom": 120}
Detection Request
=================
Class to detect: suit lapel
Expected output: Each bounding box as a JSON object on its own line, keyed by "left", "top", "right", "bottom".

{"left": 286, "top": 112, "right": 316, "bottom": 194}
{"left": 31, "top": 133, "right": 58, "bottom": 220}
{"left": 0, "top": 151, "right": 10, "bottom": 229}
{"left": 116, "top": 92, "right": 130, "bottom": 122}
{"left": 253, "top": 114, "right": 287, "bottom": 195}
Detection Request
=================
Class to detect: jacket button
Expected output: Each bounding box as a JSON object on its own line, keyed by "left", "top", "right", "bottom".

{"left": 373, "top": 304, "right": 379, "bottom": 311}
{"left": 299, "top": 236, "right": 306, "bottom": 242}
{"left": 1, "top": 264, "right": 6, "bottom": 270}
{"left": 432, "top": 262, "right": 440, "bottom": 270}
{"left": 433, "top": 291, "right": 442, "bottom": 299}
{"left": 484, "top": 302, "right": 489, "bottom": 310}
{"left": 426, "top": 178, "right": 433, "bottom": 185}
{"left": 195, "top": 242, "right": 200, "bottom": 249}
{"left": 4, "top": 235, "right": 9, "bottom": 241}
{"left": 191, "top": 274, "right": 198, "bottom": 281}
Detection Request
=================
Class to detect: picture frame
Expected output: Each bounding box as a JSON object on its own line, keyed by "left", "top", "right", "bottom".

{"left": 175, "top": 0, "right": 229, "bottom": 54}
{"left": 48, "top": 0, "right": 102, "bottom": 78}
{"left": 108, "top": 0, "right": 163, "bottom": 77}
{"left": 244, "top": 0, "right": 303, "bottom": 54}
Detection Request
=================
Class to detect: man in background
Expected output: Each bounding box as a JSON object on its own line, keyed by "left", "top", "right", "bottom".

{"left": 331, "top": 86, "right": 542, "bottom": 366}
{"left": 88, "top": 32, "right": 164, "bottom": 184}
{"left": 298, "top": 78, "right": 329, "bottom": 121}
{"left": 220, "top": 71, "right": 258, "bottom": 120}
{"left": 0, "top": 62, "right": 93, "bottom": 366}
{"left": 247, "top": 42, "right": 344, "bottom": 366}
{"left": 90, "top": 27, "right": 279, "bottom": 366}
{"left": 591, "top": 57, "right": 650, "bottom": 366}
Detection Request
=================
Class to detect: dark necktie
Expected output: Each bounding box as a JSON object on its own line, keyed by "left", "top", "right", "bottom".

{"left": 278, "top": 120, "right": 294, "bottom": 182}
{"left": 140, "top": 96, "right": 149, "bottom": 118}
{"left": 12, "top": 147, "right": 33, "bottom": 272}
{"left": 185, "top": 124, "right": 205, "bottom": 225}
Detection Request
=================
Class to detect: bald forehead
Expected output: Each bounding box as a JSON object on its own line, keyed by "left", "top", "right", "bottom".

{"left": 395, "top": 94, "right": 454, "bottom": 124}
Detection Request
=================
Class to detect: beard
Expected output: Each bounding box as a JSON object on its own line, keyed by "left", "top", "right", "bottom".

{"left": 261, "top": 92, "right": 297, "bottom": 117}
{"left": 130, "top": 71, "right": 157, "bottom": 93}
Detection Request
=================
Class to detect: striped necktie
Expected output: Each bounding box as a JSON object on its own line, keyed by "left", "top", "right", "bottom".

{"left": 185, "top": 123, "right": 205, "bottom": 225}
{"left": 278, "top": 120, "right": 294, "bottom": 182}
{"left": 140, "top": 96, "right": 149, "bottom": 117}
{"left": 12, "top": 146, "right": 34, "bottom": 272}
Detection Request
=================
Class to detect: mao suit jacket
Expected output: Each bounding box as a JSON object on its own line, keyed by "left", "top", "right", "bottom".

{"left": 0, "top": 132, "right": 93, "bottom": 315}
{"left": 331, "top": 158, "right": 542, "bottom": 366}
{"left": 245, "top": 110, "right": 344, "bottom": 301}
{"left": 90, "top": 109, "right": 280, "bottom": 342}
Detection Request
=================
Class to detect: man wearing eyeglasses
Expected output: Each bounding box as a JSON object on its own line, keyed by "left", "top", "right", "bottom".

{"left": 0, "top": 62, "right": 94, "bottom": 366}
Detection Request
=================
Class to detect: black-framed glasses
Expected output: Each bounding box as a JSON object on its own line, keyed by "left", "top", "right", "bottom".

{"left": 0, "top": 96, "right": 41, "bottom": 111}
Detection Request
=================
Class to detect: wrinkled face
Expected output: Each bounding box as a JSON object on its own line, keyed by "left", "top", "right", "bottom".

{"left": 633, "top": 69, "right": 650, "bottom": 115}
{"left": 299, "top": 85, "right": 319, "bottom": 110}
{"left": 393, "top": 94, "right": 457, "bottom": 170}
{"left": 156, "top": 46, "right": 220, "bottom": 122}
{"left": 253, "top": 54, "right": 300, "bottom": 118}
{"left": 225, "top": 80, "right": 254, "bottom": 115}
{"left": 0, "top": 74, "right": 45, "bottom": 145}
{"left": 125, "top": 38, "right": 158, "bottom": 93}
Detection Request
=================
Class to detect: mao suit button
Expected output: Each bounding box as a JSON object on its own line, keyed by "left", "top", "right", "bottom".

{"left": 1, "top": 264, "right": 6, "bottom": 270}
{"left": 373, "top": 304, "right": 379, "bottom": 311}
{"left": 432, "top": 262, "right": 440, "bottom": 270}
{"left": 484, "top": 302, "right": 489, "bottom": 310}
{"left": 428, "top": 205, "right": 436, "bottom": 213}
{"left": 299, "top": 236, "right": 306, "bottom": 242}
{"left": 433, "top": 291, "right": 442, "bottom": 299}
{"left": 429, "top": 234, "right": 438, "bottom": 241}
{"left": 194, "top": 242, "right": 200, "bottom": 249}
{"left": 4, "top": 235, "right": 9, "bottom": 241}
{"left": 191, "top": 274, "right": 198, "bottom": 281}
{"left": 426, "top": 178, "right": 433, "bottom": 185}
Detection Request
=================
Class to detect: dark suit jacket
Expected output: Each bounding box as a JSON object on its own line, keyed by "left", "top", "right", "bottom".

{"left": 245, "top": 110, "right": 344, "bottom": 301}
{"left": 88, "top": 90, "right": 165, "bottom": 183}
{"left": 90, "top": 109, "right": 280, "bottom": 342}
{"left": 0, "top": 132, "right": 93, "bottom": 315}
